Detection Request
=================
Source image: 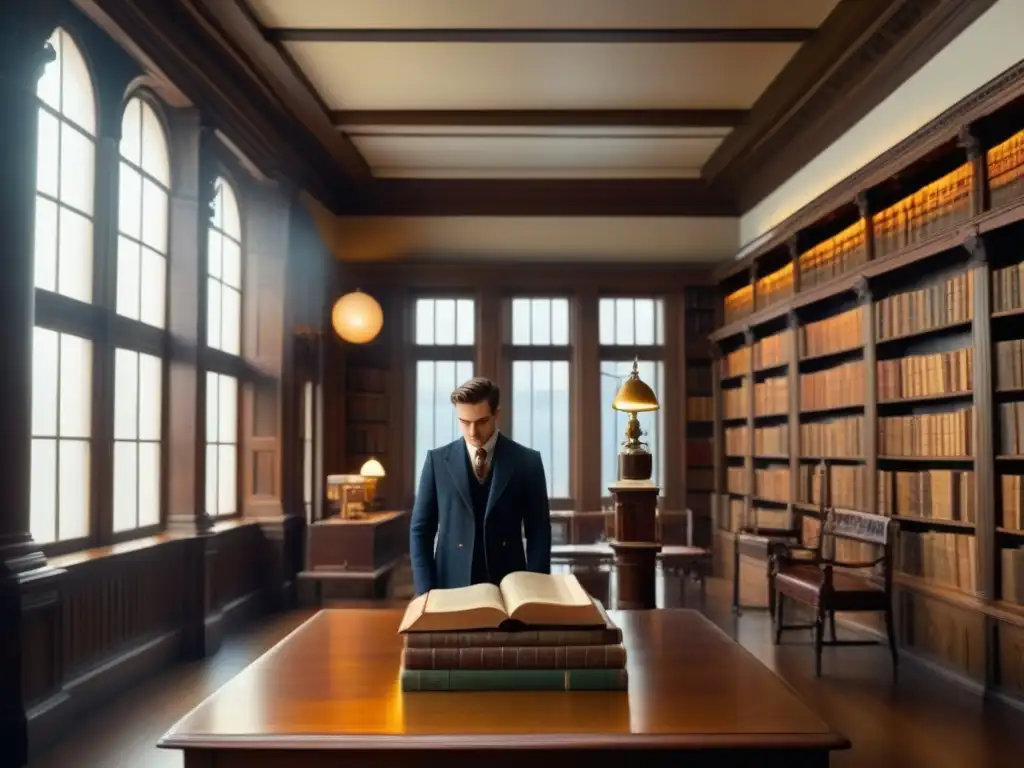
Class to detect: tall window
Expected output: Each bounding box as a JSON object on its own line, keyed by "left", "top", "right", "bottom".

{"left": 112, "top": 350, "right": 162, "bottom": 532}
{"left": 509, "top": 298, "right": 571, "bottom": 501}
{"left": 207, "top": 178, "right": 242, "bottom": 355}
{"left": 35, "top": 28, "right": 96, "bottom": 303}
{"left": 413, "top": 298, "right": 475, "bottom": 489}
{"left": 206, "top": 372, "right": 238, "bottom": 517}
{"left": 31, "top": 29, "right": 97, "bottom": 546}
{"left": 30, "top": 329, "right": 93, "bottom": 544}
{"left": 117, "top": 97, "right": 169, "bottom": 328}
{"left": 599, "top": 298, "right": 665, "bottom": 494}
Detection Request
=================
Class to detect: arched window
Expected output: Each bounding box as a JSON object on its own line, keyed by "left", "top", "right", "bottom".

{"left": 207, "top": 178, "right": 242, "bottom": 355}
{"left": 117, "top": 96, "right": 170, "bottom": 327}
{"left": 31, "top": 28, "right": 97, "bottom": 545}
{"left": 35, "top": 26, "right": 96, "bottom": 303}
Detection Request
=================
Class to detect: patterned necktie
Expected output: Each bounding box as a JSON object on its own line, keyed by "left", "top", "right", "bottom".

{"left": 474, "top": 448, "right": 487, "bottom": 481}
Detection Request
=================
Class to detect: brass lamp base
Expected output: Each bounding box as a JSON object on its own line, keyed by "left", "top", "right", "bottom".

{"left": 618, "top": 451, "right": 652, "bottom": 481}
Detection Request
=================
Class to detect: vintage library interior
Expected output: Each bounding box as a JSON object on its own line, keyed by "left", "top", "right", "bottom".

{"left": 4, "top": 1, "right": 1024, "bottom": 767}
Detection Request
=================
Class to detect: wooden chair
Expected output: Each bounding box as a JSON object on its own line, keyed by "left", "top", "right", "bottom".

{"left": 770, "top": 462, "right": 898, "bottom": 681}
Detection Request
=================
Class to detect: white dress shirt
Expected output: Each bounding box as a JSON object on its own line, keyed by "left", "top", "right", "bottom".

{"left": 465, "top": 429, "right": 499, "bottom": 482}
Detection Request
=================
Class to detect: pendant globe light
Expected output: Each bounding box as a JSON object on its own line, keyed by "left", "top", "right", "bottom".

{"left": 331, "top": 289, "right": 383, "bottom": 344}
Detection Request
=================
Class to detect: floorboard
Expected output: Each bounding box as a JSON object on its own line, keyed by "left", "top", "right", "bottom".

{"left": 26, "top": 577, "right": 1024, "bottom": 768}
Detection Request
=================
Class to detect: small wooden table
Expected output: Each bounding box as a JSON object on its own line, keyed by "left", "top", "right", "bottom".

{"left": 159, "top": 609, "right": 848, "bottom": 767}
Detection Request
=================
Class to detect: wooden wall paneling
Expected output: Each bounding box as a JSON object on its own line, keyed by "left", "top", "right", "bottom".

{"left": 387, "top": 290, "right": 411, "bottom": 508}
{"left": 571, "top": 289, "right": 601, "bottom": 512}
{"left": 710, "top": 341, "right": 724, "bottom": 533}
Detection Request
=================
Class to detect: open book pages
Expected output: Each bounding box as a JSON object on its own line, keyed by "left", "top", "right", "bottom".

{"left": 398, "top": 571, "right": 603, "bottom": 633}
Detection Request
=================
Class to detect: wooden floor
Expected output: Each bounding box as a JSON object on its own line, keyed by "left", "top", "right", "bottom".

{"left": 27, "top": 578, "right": 1024, "bottom": 768}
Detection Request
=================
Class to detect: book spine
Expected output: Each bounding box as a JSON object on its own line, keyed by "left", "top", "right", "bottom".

{"left": 402, "top": 644, "right": 627, "bottom": 670}
{"left": 403, "top": 628, "right": 622, "bottom": 649}
{"left": 400, "top": 668, "right": 628, "bottom": 692}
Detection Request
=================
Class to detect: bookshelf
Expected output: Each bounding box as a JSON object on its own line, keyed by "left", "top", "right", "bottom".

{"left": 679, "top": 288, "right": 716, "bottom": 547}
{"left": 709, "top": 90, "right": 1024, "bottom": 705}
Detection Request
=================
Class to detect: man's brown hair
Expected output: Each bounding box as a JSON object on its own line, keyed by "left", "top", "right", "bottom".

{"left": 450, "top": 377, "right": 500, "bottom": 413}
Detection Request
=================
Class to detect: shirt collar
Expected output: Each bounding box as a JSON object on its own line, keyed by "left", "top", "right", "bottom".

{"left": 466, "top": 429, "right": 500, "bottom": 458}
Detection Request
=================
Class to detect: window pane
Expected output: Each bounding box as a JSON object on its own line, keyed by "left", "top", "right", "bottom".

{"left": 207, "top": 278, "right": 222, "bottom": 349}
{"left": 614, "top": 299, "right": 634, "bottom": 346}
{"left": 32, "top": 327, "right": 59, "bottom": 437}
{"left": 219, "top": 179, "right": 241, "bottom": 240}
{"left": 414, "top": 360, "right": 474, "bottom": 489}
{"left": 113, "top": 441, "right": 138, "bottom": 532}
{"left": 220, "top": 286, "right": 241, "bottom": 356}
{"left": 531, "top": 299, "right": 551, "bottom": 345}
{"left": 58, "top": 333, "right": 92, "bottom": 439}
{"left": 60, "top": 127, "right": 95, "bottom": 215}
{"left": 205, "top": 444, "right": 218, "bottom": 516}
{"left": 141, "top": 178, "right": 168, "bottom": 253}
{"left": 218, "top": 376, "right": 237, "bottom": 444}
{"left": 221, "top": 238, "right": 241, "bottom": 290}
{"left": 206, "top": 372, "right": 220, "bottom": 443}
{"left": 415, "top": 299, "right": 434, "bottom": 345}
{"left": 511, "top": 298, "right": 530, "bottom": 345}
{"left": 456, "top": 299, "right": 475, "bottom": 345}
{"left": 58, "top": 30, "right": 96, "bottom": 136}
{"left": 35, "top": 111, "right": 59, "bottom": 198}
{"left": 33, "top": 196, "right": 58, "bottom": 293}
{"left": 434, "top": 299, "right": 456, "bottom": 345}
{"left": 57, "top": 207, "right": 93, "bottom": 303}
{"left": 138, "top": 352, "right": 162, "bottom": 442}
{"left": 120, "top": 97, "right": 142, "bottom": 167}
{"left": 600, "top": 360, "right": 664, "bottom": 494}
{"left": 137, "top": 442, "right": 161, "bottom": 527}
{"left": 208, "top": 230, "right": 223, "bottom": 280}
{"left": 551, "top": 299, "right": 570, "bottom": 345}
{"left": 30, "top": 439, "right": 57, "bottom": 544}
{"left": 118, "top": 163, "right": 142, "bottom": 241}
{"left": 634, "top": 299, "right": 655, "bottom": 345}
{"left": 113, "top": 349, "right": 139, "bottom": 441}
{"left": 598, "top": 298, "right": 615, "bottom": 345}
{"left": 218, "top": 445, "right": 236, "bottom": 515}
{"left": 58, "top": 439, "right": 90, "bottom": 540}
{"left": 139, "top": 249, "right": 166, "bottom": 329}
{"left": 140, "top": 101, "right": 170, "bottom": 186}
{"left": 36, "top": 32, "right": 61, "bottom": 110}
{"left": 116, "top": 236, "right": 141, "bottom": 321}
{"left": 512, "top": 361, "right": 570, "bottom": 498}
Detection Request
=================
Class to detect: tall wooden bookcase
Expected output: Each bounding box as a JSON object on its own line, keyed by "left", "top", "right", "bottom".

{"left": 710, "top": 87, "right": 1024, "bottom": 706}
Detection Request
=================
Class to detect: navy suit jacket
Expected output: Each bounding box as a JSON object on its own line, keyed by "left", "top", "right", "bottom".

{"left": 409, "top": 434, "right": 551, "bottom": 596}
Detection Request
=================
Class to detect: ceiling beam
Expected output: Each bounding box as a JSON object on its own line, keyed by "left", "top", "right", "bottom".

{"left": 703, "top": 0, "right": 999, "bottom": 212}
{"left": 331, "top": 109, "right": 747, "bottom": 128}
{"left": 268, "top": 28, "right": 814, "bottom": 44}
{"left": 348, "top": 179, "right": 737, "bottom": 217}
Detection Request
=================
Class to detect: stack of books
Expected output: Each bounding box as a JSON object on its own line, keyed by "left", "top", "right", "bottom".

{"left": 397, "top": 572, "right": 628, "bottom": 691}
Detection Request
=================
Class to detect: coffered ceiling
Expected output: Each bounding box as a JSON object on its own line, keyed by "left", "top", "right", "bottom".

{"left": 247, "top": 0, "right": 836, "bottom": 180}
{"left": 78, "top": 0, "right": 997, "bottom": 217}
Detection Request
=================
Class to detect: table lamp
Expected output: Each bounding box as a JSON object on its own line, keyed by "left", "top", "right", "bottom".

{"left": 611, "top": 357, "right": 660, "bottom": 481}
{"left": 359, "top": 457, "right": 386, "bottom": 511}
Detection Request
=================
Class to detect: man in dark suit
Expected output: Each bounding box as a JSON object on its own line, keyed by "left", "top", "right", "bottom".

{"left": 410, "top": 377, "right": 551, "bottom": 596}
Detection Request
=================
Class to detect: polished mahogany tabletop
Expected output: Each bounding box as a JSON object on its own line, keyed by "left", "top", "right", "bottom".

{"left": 159, "top": 608, "right": 847, "bottom": 752}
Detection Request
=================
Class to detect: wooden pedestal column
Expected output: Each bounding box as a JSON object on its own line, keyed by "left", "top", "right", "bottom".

{"left": 609, "top": 480, "right": 661, "bottom": 609}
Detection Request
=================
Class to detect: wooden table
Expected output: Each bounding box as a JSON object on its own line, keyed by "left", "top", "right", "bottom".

{"left": 160, "top": 609, "right": 848, "bottom": 767}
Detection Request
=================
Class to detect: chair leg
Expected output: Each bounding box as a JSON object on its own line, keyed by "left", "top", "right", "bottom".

{"left": 731, "top": 538, "right": 741, "bottom": 615}
{"left": 814, "top": 605, "right": 825, "bottom": 678}
{"left": 774, "top": 595, "right": 784, "bottom": 645}
{"left": 884, "top": 600, "right": 899, "bottom": 684}
{"left": 829, "top": 610, "right": 837, "bottom": 641}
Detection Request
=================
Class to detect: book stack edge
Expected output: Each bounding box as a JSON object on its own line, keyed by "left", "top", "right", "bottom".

{"left": 400, "top": 622, "right": 628, "bottom": 692}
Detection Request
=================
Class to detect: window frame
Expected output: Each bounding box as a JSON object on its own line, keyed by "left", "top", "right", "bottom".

{"left": 410, "top": 294, "right": 477, "bottom": 490}
{"left": 597, "top": 295, "right": 667, "bottom": 504}
{"left": 503, "top": 296, "right": 573, "bottom": 510}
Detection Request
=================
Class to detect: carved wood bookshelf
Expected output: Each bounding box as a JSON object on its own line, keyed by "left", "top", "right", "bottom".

{"left": 710, "top": 86, "right": 1024, "bottom": 707}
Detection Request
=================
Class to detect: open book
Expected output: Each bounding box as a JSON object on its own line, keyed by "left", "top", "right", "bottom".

{"left": 398, "top": 572, "right": 603, "bottom": 633}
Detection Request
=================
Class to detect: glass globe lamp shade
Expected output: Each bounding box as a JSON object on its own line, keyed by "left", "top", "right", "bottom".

{"left": 332, "top": 291, "right": 383, "bottom": 344}
{"left": 359, "top": 458, "right": 386, "bottom": 478}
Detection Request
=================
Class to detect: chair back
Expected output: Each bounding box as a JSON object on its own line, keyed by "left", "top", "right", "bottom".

{"left": 816, "top": 460, "right": 895, "bottom": 582}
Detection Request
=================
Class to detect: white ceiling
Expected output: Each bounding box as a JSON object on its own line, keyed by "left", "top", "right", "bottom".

{"left": 248, "top": 0, "right": 840, "bottom": 180}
